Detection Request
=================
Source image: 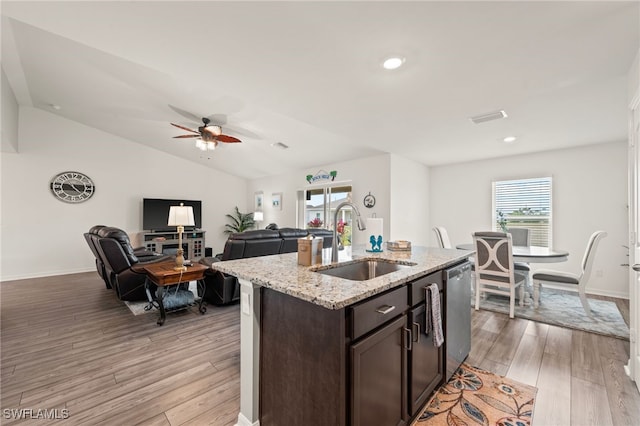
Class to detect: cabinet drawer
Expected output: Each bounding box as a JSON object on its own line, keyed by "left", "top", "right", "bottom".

{"left": 351, "top": 286, "right": 408, "bottom": 340}
{"left": 410, "top": 271, "right": 443, "bottom": 306}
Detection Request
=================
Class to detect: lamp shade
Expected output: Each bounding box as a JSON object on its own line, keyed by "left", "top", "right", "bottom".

{"left": 167, "top": 203, "right": 195, "bottom": 227}
{"left": 253, "top": 211, "right": 264, "bottom": 221}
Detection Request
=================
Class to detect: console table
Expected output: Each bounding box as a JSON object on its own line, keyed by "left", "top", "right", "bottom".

{"left": 143, "top": 261, "right": 208, "bottom": 325}
{"left": 141, "top": 230, "right": 205, "bottom": 261}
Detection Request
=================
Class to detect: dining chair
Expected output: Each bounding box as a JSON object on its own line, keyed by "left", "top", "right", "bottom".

{"left": 507, "top": 227, "right": 532, "bottom": 288}
{"left": 532, "top": 230, "right": 607, "bottom": 316}
{"left": 433, "top": 226, "right": 452, "bottom": 249}
{"left": 473, "top": 231, "right": 526, "bottom": 319}
{"left": 507, "top": 228, "right": 531, "bottom": 247}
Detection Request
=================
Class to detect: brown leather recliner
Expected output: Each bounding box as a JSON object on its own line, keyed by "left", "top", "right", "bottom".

{"left": 84, "top": 225, "right": 111, "bottom": 289}
{"left": 93, "top": 226, "right": 170, "bottom": 301}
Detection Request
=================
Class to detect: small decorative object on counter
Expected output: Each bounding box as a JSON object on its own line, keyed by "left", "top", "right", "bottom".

{"left": 387, "top": 240, "right": 412, "bottom": 252}
{"left": 366, "top": 216, "right": 383, "bottom": 252}
{"left": 298, "top": 235, "right": 323, "bottom": 266}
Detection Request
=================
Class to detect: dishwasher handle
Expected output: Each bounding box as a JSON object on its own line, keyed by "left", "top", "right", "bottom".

{"left": 447, "top": 262, "right": 472, "bottom": 280}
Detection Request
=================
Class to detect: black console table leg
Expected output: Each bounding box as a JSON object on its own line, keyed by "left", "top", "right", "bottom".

{"left": 197, "top": 279, "right": 207, "bottom": 314}
{"left": 156, "top": 287, "right": 166, "bottom": 326}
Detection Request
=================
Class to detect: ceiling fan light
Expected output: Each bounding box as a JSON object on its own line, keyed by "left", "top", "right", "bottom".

{"left": 204, "top": 125, "right": 222, "bottom": 137}
{"left": 207, "top": 141, "right": 217, "bottom": 150}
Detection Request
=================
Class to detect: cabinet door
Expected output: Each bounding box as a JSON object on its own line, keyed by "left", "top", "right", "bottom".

{"left": 351, "top": 315, "right": 407, "bottom": 426}
{"left": 409, "top": 302, "right": 444, "bottom": 416}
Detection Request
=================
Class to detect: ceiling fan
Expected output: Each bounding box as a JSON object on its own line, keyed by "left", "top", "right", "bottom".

{"left": 171, "top": 117, "right": 241, "bottom": 151}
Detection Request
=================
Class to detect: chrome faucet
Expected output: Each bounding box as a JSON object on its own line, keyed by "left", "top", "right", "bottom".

{"left": 332, "top": 202, "right": 366, "bottom": 262}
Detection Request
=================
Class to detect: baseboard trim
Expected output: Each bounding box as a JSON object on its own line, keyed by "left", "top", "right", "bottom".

{"left": 235, "top": 412, "right": 259, "bottom": 426}
{"left": 0, "top": 268, "right": 94, "bottom": 283}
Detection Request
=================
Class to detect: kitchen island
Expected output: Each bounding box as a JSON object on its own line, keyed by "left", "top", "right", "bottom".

{"left": 210, "top": 245, "right": 471, "bottom": 426}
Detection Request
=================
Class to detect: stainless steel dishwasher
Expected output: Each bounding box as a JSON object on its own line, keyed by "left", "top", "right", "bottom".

{"left": 445, "top": 261, "right": 472, "bottom": 381}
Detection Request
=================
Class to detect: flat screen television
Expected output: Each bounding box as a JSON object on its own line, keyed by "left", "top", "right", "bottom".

{"left": 143, "top": 198, "right": 202, "bottom": 232}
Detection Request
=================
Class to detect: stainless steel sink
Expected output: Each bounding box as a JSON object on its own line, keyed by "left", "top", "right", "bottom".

{"left": 312, "top": 259, "right": 416, "bottom": 281}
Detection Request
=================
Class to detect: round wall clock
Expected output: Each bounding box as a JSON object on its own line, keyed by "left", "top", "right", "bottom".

{"left": 50, "top": 171, "right": 95, "bottom": 203}
{"left": 363, "top": 192, "right": 376, "bottom": 208}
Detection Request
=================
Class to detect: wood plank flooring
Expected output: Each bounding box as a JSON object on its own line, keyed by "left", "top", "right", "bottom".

{"left": 2, "top": 272, "right": 639, "bottom": 425}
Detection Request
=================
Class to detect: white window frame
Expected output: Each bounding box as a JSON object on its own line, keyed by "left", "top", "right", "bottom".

{"left": 492, "top": 176, "right": 553, "bottom": 247}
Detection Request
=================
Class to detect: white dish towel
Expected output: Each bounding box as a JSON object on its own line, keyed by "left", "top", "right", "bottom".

{"left": 426, "top": 283, "right": 444, "bottom": 347}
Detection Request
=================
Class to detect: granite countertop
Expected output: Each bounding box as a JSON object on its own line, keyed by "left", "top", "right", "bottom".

{"left": 209, "top": 245, "right": 471, "bottom": 310}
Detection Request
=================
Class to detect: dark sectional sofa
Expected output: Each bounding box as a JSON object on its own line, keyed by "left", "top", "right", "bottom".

{"left": 199, "top": 227, "right": 333, "bottom": 305}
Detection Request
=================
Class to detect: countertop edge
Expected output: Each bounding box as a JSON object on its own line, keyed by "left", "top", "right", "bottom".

{"left": 210, "top": 247, "right": 471, "bottom": 310}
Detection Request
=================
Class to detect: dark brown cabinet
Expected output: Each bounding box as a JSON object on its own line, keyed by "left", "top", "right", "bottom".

{"left": 408, "top": 303, "right": 443, "bottom": 415}
{"left": 259, "top": 268, "right": 450, "bottom": 426}
{"left": 351, "top": 315, "right": 408, "bottom": 426}
{"left": 406, "top": 270, "right": 445, "bottom": 417}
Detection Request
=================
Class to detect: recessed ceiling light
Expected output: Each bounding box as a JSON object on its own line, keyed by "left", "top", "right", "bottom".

{"left": 382, "top": 57, "right": 405, "bottom": 70}
{"left": 503, "top": 136, "right": 517, "bottom": 143}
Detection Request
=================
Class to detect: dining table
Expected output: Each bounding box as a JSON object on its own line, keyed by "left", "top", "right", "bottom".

{"left": 455, "top": 243, "right": 569, "bottom": 263}
{"left": 456, "top": 243, "right": 569, "bottom": 306}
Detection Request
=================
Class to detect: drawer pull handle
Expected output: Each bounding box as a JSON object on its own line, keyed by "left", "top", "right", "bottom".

{"left": 376, "top": 305, "right": 396, "bottom": 315}
{"left": 412, "top": 322, "right": 420, "bottom": 343}
{"left": 404, "top": 327, "right": 413, "bottom": 351}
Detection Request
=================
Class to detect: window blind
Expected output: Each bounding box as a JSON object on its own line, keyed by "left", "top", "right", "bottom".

{"left": 493, "top": 177, "right": 552, "bottom": 247}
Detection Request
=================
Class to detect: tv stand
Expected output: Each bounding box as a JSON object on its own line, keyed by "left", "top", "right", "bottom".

{"left": 141, "top": 230, "right": 206, "bottom": 261}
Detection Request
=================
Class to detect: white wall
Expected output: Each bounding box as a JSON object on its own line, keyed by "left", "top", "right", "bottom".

{"left": 1, "top": 68, "right": 19, "bottom": 153}
{"left": 629, "top": 49, "right": 639, "bottom": 104}
{"left": 389, "top": 154, "right": 430, "bottom": 246}
{"left": 247, "top": 154, "right": 392, "bottom": 246}
{"left": 0, "top": 107, "right": 247, "bottom": 281}
{"left": 429, "top": 142, "right": 629, "bottom": 298}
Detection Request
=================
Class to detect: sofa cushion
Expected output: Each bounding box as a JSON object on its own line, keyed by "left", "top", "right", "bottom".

{"left": 278, "top": 228, "right": 310, "bottom": 253}
{"left": 243, "top": 238, "right": 283, "bottom": 258}
{"left": 230, "top": 229, "right": 281, "bottom": 240}
{"left": 221, "top": 239, "right": 245, "bottom": 260}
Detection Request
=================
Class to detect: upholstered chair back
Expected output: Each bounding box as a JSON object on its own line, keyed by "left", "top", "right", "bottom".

{"left": 97, "top": 227, "right": 139, "bottom": 265}
{"left": 279, "top": 228, "right": 310, "bottom": 253}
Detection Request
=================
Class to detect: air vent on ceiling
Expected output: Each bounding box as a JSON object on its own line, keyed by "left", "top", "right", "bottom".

{"left": 271, "top": 142, "right": 289, "bottom": 149}
{"left": 470, "top": 110, "right": 508, "bottom": 124}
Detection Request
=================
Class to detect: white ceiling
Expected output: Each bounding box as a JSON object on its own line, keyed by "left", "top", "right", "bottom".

{"left": 2, "top": 1, "right": 638, "bottom": 180}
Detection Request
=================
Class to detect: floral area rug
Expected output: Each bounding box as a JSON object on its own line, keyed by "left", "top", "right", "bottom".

{"left": 413, "top": 363, "right": 537, "bottom": 426}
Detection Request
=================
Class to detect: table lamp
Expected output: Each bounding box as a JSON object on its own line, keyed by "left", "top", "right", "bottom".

{"left": 253, "top": 211, "right": 264, "bottom": 229}
{"left": 167, "top": 203, "right": 195, "bottom": 271}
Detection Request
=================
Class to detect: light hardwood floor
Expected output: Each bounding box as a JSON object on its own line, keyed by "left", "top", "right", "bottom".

{"left": 1, "top": 272, "right": 639, "bottom": 425}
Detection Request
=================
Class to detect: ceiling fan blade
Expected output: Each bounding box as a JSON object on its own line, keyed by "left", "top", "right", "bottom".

{"left": 223, "top": 124, "right": 261, "bottom": 140}
{"left": 205, "top": 113, "right": 228, "bottom": 126}
{"left": 217, "top": 134, "right": 242, "bottom": 143}
{"left": 173, "top": 135, "right": 200, "bottom": 139}
{"left": 168, "top": 105, "right": 202, "bottom": 123}
{"left": 171, "top": 123, "right": 199, "bottom": 133}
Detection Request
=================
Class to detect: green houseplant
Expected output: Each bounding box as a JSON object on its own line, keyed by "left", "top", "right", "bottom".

{"left": 225, "top": 206, "right": 255, "bottom": 234}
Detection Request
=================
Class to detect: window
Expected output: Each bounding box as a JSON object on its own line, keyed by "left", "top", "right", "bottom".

{"left": 298, "top": 185, "right": 354, "bottom": 246}
{"left": 493, "top": 177, "right": 552, "bottom": 247}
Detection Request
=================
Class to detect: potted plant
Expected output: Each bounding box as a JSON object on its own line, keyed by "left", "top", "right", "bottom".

{"left": 496, "top": 210, "right": 508, "bottom": 232}
{"left": 225, "top": 206, "right": 255, "bottom": 234}
{"left": 307, "top": 218, "right": 324, "bottom": 228}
